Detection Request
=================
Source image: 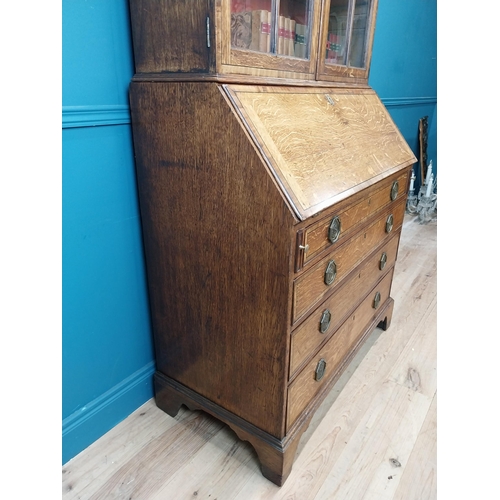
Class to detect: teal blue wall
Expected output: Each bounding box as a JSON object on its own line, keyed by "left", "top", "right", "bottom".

{"left": 62, "top": 0, "right": 155, "bottom": 464}
{"left": 62, "top": 0, "right": 437, "bottom": 464}
{"left": 369, "top": 0, "right": 437, "bottom": 188}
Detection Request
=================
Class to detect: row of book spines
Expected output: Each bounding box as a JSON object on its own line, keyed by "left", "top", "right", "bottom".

{"left": 278, "top": 17, "right": 309, "bottom": 58}
{"left": 250, "top": 10, "right": 307, "bottom": 58}
{"left": 277, "top": 16, "right": 296, "bottom": 56}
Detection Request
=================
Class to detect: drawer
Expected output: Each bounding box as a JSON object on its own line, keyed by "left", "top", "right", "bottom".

{"left": 289, "top": 234, "right": 400, "bottom": 378}
{"left": 287, "top": 269, "right": 394, "bottom": 430}
{"left": 292, "top": 199, "right": 405, "bottom": 324}
{"left": 295, "top": 172, "right": 408, "bottom": 271}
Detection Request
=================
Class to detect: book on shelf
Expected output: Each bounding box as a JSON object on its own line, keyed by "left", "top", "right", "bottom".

{"left": 250, "top": 9, "right": 270, "bottom": 53}
{"left": 289, "top": 19, "right": 296, "bottom": 57}
{"left": 285, "top": 17, "right": 291, "bottom": 56}
{"left": 294, "top": 23, "right": 306, "bottom": 58}
{"left": 266, "top": 11, "right": 271, "bottom": 52}
{"left": 278, "top": 15, "right": 285, "bottom": 55}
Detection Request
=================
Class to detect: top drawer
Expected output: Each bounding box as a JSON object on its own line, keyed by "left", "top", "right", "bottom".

{"left": 295, "top": 171, "right": 408, "bottom": 271}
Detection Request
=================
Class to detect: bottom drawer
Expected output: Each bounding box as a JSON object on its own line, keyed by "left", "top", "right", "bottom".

{"left": 286, "top": 268, "right": 394, "bottom": 431}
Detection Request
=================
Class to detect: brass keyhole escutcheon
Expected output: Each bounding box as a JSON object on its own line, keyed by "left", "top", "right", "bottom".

{"left": 373, "top": 291, "right": 381, "bottom": 309}
{"left": 386, "top": 214, "right": 394, "bottom": 233}
{"left": 380, "top": 252, "right": 387, "bottom": 270}
{"left": 324, "top": 260, "right": 337, "bottom": 285}
{"left": 319, "top": 309, "right": 331, "bottom": 333}
{"left": 390, "top": 181, "right": 399, "bottom": 201}
{"left": 328, "top": 216, "right": 341, "bottom": 243}
{"left": 315, "top": 358, "right": 327, "bottom": 381}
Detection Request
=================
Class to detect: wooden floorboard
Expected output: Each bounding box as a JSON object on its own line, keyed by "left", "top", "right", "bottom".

{"left": 62, "top": 213, "right": 437, "bottom": 499}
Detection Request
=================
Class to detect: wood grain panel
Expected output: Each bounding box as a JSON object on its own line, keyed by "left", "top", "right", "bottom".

{"left": 129, "top": 81, "right": 294, "bottom": 438}
{"left": 290, "top": 234, "right": 400, "bottom": 377}
{"left": 301, "top": 171, "right": 408, "bottom": 266}
{"left": 287, "top": 269, "right": 394, "bottom": 430}
{"left": 225, "top": 85, "right": 416, "bottom": 220}
{"left": 129, "top": 0, "right": 214, "bottom": 74}
{"left": 293, "top": 199, "right": 405, "bottom": 323}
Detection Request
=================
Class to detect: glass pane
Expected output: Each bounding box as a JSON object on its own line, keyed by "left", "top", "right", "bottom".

{"left": 278, "top": 0, "right": 311, "bottom": 59}
{"left": 325, "top": 0, "right": 349, "bottom": 65}
{"left": 348, "top": 0, "right": 371, "bottom": 68}
{"left": 231, "top": 0, "right": 273, "bottom": 53}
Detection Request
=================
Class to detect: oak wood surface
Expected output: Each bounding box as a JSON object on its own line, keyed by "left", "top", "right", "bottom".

{"left": 287, "top": 269, "right": 394, "bottom": 429}
{"left": 290, "top": 234, "right": 400, "bottom": 377}
{"left": 129, "top": 0, "right": 215, "bottom": 74}
{"left": 292, "top": 199, "right": 405, "bottom": 323}
{"left": 128, "top": 0, "right": 378, "bottom": 84}
{"left": 301, "top": 171, "right": 408, "bottom": 265}
{"left": 129, "top": 81, "right": 295, "bottom": 439}
{"left": 225, "top": 85, "right": 416, "bottom": 220}
{"left": 131, "top": 72, "right": 372, "bottom": 88}
{"left": 128, "top": 78, "right": 415, "bottom": 484}
{"left": 62, "top": 214, "right": 436, "bottom": 499}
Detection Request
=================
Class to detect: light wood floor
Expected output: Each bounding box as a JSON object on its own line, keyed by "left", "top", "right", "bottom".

{"left": 62, "top": 213, "right": 437, "bottom": 500}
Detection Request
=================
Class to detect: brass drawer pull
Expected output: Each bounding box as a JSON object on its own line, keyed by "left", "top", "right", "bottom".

{"left": 324, "top": 260, "right": 337, "bottom": 285}
{"left": 373, "top": 291, "right": 381, "bottom": 309}
{"left": 385, "top": 214, "right": 394, "bottom": 233}
{"left": 299, "top": 244, "right": 309, "bottom": 253}
{"left": 379, "top": 252, "right": 387, "bottom": 270}
{"left": 390, "top": 180, "right": 399, "bottom": 201}
{"left": 315, "top": 358, "right": 327, "bottom": 381}
{"left": 319, "top": 309, "right": 331, "bottom": 333}
{"left": 328, "top": 216, "right": 341, "bottom": 243}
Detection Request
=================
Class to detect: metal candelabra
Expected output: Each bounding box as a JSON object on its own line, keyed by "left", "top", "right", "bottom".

{"left": 406, "top": 161, "right": 437, "bottom": 223}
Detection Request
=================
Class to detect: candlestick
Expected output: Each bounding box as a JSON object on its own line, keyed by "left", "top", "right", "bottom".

{"left": 409, "top": 170, "right": 415, "bottom": 191}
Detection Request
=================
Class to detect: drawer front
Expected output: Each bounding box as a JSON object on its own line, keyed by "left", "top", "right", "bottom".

{"left": 287, "top": 269, "right": 394, "bottom": 430}
{"left": 298, "top": 172, "right": 407, "bottom": 268}
{"left": 289, "top": 234, "right": 400, "bottom": 377}
{"left": 292, "top": 199, "right": 405, "bottom": 324}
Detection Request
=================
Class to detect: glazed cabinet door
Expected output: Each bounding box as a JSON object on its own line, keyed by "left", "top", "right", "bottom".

{"left": 220, "top": 0, "right": 322, "bottom": 79}
{"left": 316, "top": 0, "right": 378, "bottom": 83}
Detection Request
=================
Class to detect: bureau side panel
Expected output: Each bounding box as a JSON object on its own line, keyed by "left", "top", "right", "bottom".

{"left": 129, "top": 81, "right": 294, "bottom": 438}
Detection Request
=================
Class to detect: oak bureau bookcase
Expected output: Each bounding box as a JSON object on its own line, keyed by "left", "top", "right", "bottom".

{"left": 128, "top": 0, "right": 416, "bottom": 486}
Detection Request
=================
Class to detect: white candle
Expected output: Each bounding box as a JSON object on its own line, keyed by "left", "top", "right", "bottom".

{"left": 426, "top": 161, "right": 433, "bottom": 183}
{"left": 409, "top": 171, "right": 415, "bottom": 191}
{"left": 425, "top": 172, "right": 433, "bottom": 198}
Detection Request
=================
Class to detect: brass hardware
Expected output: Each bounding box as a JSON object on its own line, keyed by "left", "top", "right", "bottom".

{"left": 379, "top": 252, "right": 387, "bottom": 270}
{"left": 385, "top": 214, "right": 394, "bottom": 233}
{"left": 390, "top": 180, "right": 399, "bottom": 201}
{"left": 324, "top": 260, "right": 337, "bottom": 285}
{"left": 319, "top": 309, "right": 331, "bottom": 333}
{"left": 299, "top": 244, "right": 309, "bottom": 253}
{"left": 315, "top": 358, "right": 327, "bottom": 381}
{"left": 373, "top": 291, "right": 381, "bottom": 309}
{"left": 328, "top": 216, "right": 341, "bottom": 243}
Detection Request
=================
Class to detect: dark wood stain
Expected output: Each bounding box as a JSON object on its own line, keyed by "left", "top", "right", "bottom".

{"left": 129, "top": 0, "right": 215, "bottom": 74}
{"left": 130, "top": 81, "right": 294, "bottom": 439}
